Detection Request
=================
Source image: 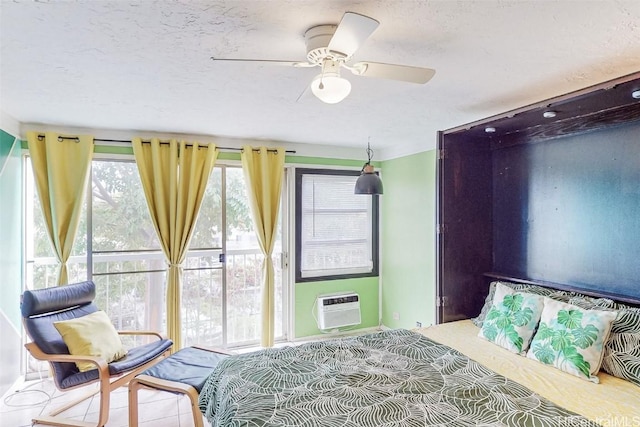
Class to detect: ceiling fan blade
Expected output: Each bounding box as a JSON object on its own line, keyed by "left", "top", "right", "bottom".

{"left": 327, "top": 12, "right": 379, "bottom": 58}
{"left": 210, "top": 57, "right": 315, "bottom": 67}
{"left": 295, "top": 85, "right": 311, "bottom": 103}
{"left": 350, "top": 62, "right": 436, "bottom": 84}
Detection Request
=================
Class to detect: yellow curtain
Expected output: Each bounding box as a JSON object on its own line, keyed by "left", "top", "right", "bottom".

{"left": 132, "top": 138, "right": 217, "bottom": 351}
{"left": 27, "top": 131, "right": 93, "bottom": 285}
{"left": 240, "top": 145, "right": 285, "bottom": 347}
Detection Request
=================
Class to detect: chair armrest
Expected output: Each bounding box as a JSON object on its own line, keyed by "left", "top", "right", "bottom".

{"left": 117, "top": 330, "right": 164, "bottom": 340}
{"left": 24, "top": 342, "right": 110, "bottom": 373}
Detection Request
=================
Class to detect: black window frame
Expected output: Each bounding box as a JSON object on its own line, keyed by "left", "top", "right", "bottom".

{"left": 295, "top": 168, "right": 379, "bottom": 283}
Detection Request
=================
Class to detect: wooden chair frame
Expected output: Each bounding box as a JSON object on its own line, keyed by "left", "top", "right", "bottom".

{"left": 128, "top": 346, "right": 234, "bottom": 427}
{"left": 25, "top": 330, "right": 170, "bottom": 427}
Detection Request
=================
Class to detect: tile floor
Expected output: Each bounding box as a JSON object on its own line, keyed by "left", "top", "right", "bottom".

{"left": 0, "top": 377, "right": 199, "bottom": 427}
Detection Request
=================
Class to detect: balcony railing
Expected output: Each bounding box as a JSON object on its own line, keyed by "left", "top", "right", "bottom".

{"left": 25, "top": 248, "right": 284, "bottom": 349}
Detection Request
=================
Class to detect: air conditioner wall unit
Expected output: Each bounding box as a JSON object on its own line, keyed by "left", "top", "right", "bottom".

{"left": 316, "top": 292, "right": 361, "bottom": 330}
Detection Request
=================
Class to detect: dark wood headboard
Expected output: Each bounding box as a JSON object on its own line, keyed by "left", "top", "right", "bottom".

{"left": 436, "top": 72, "right": 640, "bottom": 323}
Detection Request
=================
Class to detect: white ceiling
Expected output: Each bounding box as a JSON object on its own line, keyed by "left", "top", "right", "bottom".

{"left": 1, "top": 0, "right": 640, "bottom": 159}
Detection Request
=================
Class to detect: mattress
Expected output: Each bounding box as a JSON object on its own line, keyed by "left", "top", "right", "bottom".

{"left": 415, "top": 320, "right": 640, "bottom": 424}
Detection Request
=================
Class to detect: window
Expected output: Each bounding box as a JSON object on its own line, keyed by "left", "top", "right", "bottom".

{"left": 90, "top": 160, "right": 166, "bottom": 335}
{"left": 295, "top": 168, "right": 379, "bottom": 282}
{"left": 25, "top": 156, "right": 287, "bottom": 355}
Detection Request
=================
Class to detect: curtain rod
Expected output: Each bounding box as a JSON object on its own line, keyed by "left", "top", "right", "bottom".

{"left": 36, "top": 134, "right": 296, "bottom": 154}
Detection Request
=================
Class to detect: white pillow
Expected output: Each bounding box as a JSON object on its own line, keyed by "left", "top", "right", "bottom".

{"left": 526, "top": 297, "right": 617, "bottom": 382}
{"left": 478, "top": 283, "right": 545, "bottom": 354}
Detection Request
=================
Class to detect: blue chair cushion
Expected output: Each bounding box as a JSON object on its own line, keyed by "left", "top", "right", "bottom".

{"left": 59, "top": 338, "right": 173, "bottom": 389}
{"left": 139, "top": 347, "right": 229, "bottom": 392}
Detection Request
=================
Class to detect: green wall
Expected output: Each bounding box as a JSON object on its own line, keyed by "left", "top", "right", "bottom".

{"left": 0, "top": 129, "right": 23, "bottom": 329}
{"left": 380, "top": 150, "right": 436, "bottom": 329}
{"left": 81, "top": 143, "right": 380, "bottom": 169}
{"left": 0, "top": 129, "right": 15, "bottom": 170}
{"left": 289, "top": 156, "right": 381, "bottom": 339}
{"left": 294, "top": 277, "right": 379, "bottom": 338}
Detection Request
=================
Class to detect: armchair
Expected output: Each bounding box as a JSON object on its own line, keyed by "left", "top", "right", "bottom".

{"left": 21, "top": 281, "right": 173, "bottom": 427}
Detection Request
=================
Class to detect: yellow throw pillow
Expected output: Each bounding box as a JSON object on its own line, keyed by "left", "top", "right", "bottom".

{"left": 54, "top": 310, "right": 127, "bottom": 372}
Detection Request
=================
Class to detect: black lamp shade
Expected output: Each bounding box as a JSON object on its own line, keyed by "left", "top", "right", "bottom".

{"left": 354, "top": 172, "right": 383, "bottom": 195}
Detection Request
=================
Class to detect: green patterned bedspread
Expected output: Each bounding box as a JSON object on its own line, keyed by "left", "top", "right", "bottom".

{"left": 198, "top": 329, "right": 596, "bottom": 426}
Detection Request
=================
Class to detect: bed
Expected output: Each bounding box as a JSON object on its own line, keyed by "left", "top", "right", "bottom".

{"left": 197, "top": 71, "right": 640, "bottom": 425}
{"left": 197, "top": 283, "right": 640, "bottom": 426}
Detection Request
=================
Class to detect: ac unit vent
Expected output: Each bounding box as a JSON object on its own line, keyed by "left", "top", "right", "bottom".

{"left": 316, "top": 292, "right": 361, "bottom": 330}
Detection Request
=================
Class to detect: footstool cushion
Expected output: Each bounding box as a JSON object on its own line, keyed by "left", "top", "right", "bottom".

{"left": 140, "top": 346, "right": 229, "bottom": 392}
{"left": 128, "top": 346, "right": 231, "bottom": 427}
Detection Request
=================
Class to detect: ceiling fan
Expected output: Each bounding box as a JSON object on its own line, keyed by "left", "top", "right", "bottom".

{"left": 210, "top": 12, "right": 436, "bottom": 104}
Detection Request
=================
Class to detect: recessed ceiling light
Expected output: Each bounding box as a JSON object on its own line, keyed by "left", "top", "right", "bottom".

{"left": 485, "top": 127, "right": 496, "bottom": 133}
{"left": 632, "top": 90, "right": 640, "bottom": 99}
{"left": 543, "top": 111, "right": 557, "bottom": 118}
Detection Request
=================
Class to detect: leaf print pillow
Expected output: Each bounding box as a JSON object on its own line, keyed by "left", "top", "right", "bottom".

{"left": 526, "top": 297, "right": 618, "bottom": 383}
{"left": 478, "top": 283, "right": 545, "bottom": 354}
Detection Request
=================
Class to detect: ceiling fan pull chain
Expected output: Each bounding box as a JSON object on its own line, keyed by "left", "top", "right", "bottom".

{"left": 318, "top": 59, "right": 330, "bottom": 91}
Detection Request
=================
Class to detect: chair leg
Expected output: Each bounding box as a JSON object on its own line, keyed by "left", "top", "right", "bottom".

{"left": 32, "top": 384, "right": 107, "bottom": 427}
{"left": 31, "top": 415, "right": 96, "bottom": 427}
{"left": 189, "top": 392, "right": 205, "bottom": 427}
{"left": 128, "top": 378, "right": 142, "bottom": 427}
{"left": 128, "top": 375, "right": 202, "bottom": 427}
{"left": 47, "top": 386, "right": 100, "bottom": 416}
{"left": 31, "top": 388, "right": 111, "bottom": 427}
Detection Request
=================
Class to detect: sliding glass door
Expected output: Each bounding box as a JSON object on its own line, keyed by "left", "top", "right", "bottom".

{"left": 184, "top": 166, "right": 286, "bottom": 347}
{"left": 24, "top": 157, "right": 287, "bottom": 363}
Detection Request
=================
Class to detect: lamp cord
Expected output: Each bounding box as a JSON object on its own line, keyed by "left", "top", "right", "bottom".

{"left": 361, "top": 140, "right": 374, "bottom": 172}
{"left": 366, "top": 143, "right": 373, "bottom": 164}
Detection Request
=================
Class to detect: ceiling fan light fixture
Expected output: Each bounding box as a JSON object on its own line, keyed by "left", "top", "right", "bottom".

{"left": 311, "top": 72, "right": 352, "bottom": 104}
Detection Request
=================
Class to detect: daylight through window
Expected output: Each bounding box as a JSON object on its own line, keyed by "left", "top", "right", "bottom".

{"left": 295, "top": 168, "right": 379, "bottom": 282}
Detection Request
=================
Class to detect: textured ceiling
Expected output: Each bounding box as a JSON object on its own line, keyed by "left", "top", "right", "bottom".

{"left": 1, "top": 0, "right": 640, "bottom": 159}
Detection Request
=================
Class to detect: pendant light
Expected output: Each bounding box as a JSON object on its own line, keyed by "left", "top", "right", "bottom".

{"left": 354, "top": 141, "right": 383, "bottom": 195}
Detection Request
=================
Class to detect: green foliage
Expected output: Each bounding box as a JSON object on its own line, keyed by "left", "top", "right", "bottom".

{"left": 512, "top": 307, "right": 534, "bottom": 327}
{"left": 550, "top": 329, "right": 572, "bottom": 351}
{"left": 502, "top": 294, "right": 523, "bottom": 312}
{"left": 534, "top": 322, "right": 554, "bottom": 340}
{"left": 503, "top": 325, "right": 523, "bottom": 351}
{"left": 557, "top": 309, "right": 583, "bottom": 329}
{"left": 531, "top": 312, "right": 599, "bottom": 378}
{"left": 482, "top": 323, "right": 499, "bottom": 341}
{"left": 572, "top": 324, "right": 599, "bottom": 349}
{"left": 561, "top": 346, "right": 591, "bottom": 377}
{"left": 531, "top": 342, "right": 555, "bottom": 364}
{"left": 486, "top": 307, "right": 501, "bottom": 321}
{"left": 91, "top": 161, "right": 159, "bottom": 251}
